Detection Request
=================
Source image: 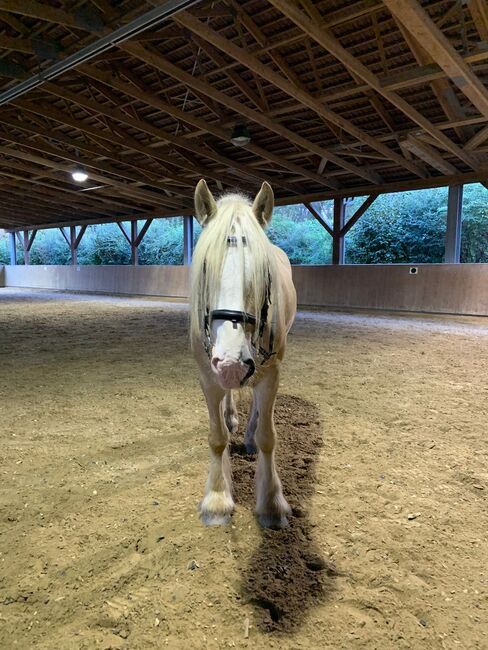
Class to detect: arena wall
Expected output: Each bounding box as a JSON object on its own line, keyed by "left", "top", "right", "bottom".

{"left": 3, "top": 263, "right": 488, "bottom": 316}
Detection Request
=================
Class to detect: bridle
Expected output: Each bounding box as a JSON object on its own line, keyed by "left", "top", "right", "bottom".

{"left": 202, "top": 235, "right": 276, "bottom": 381}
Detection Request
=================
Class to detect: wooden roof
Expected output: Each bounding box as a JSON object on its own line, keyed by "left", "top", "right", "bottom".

{"left": 0, "top": 0, "right": 487, "bottom": 231}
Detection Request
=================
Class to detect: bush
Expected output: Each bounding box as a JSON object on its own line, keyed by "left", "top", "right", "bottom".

{"left": 344, "top": 189, "right": 448, "bottom": 264}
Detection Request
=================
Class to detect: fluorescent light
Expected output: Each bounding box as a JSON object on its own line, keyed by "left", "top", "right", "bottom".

{"left": 72, "top": 169, "right": 88, "bottom": 183}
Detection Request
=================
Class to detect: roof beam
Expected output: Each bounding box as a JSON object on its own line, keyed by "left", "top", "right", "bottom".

{"left": 78, "top": 64, "right": 336, "bottom": 189}
{"left": 121, "top": 40, "right": 380, "bottom": 185}
{"left": 0, "top": 113, "right": 191, "bottom": 204}
{"left": 465, "top": 125, "right": 488, "bottom": 150}
{"left": 0, "top": 159, "right": 142, "bottom": 212}
{"left": 9, "top": 103, "right": 208, "bottom": 192}
{"left": 0, "top": 144, "right": 179, "bottom": 210}
{"left": 0, "top": 0, "right": 96, "bottom": 32}
{"left": 0, "top": 120, "right": 187, "bottom": 209}
{"left": 270, "top": 0, "right": 478, "bottom": 170}
{"left": 189, "top": 32, "right": 267, "bottom": 113}
{"left": 383, "top": 0, "right": 488, "bottom": 120}
{"left": 0, "top": 173, "right": 123, "bottom": 215}
{"left": 0, "top": 35, "right": 34, "bottom": 53}
{"left": 42, "top": 82, "right": 286, "bottom": 193}
{"left": 400, "top": 135, "right": 457, "bottom": 175}
{"left": 393, "top": 17, "right": 474, "bottom": 142}
{"left": 173, "top": 11, "right": 426, "bottom": 180}
{"left": 229, "top": 0, "right": 343, "bottom": 141}
{"left": 275, "top": 170, "right": 488, "bottom": 206}
{"left": 467, "top": 0, "right": 488, "bottom": 42}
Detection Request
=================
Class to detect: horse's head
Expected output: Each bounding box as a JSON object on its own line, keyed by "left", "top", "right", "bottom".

{"left": 192, "top": 179, "right": 275, "bottom": 389}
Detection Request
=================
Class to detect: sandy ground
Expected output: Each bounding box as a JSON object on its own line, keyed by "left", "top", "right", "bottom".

{"left": 0, "top": 288, "right": 487, "bottom": 650}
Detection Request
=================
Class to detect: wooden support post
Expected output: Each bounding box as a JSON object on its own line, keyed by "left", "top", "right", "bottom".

{"left": 183, "top": 216, "right": 194, "bottom": 265}
{"left": 20, "top": 229, "right": 37, "bottom": 265}
{"left": 445, "top": 184, "right": 463, "bottom": 263}
{"left": 131, "top": 220, "right": 138, "bottom": 265}
{"left": 117, "top": 221, "right": 139, "bottom": 264}
{"left": 70, "top": 225, "right": 77, "bottom": 265}
{"left": 332, "top": 197, "right": 345, "bottom": 264}
{"left": 23, "top": 230, "right": 30, "bottom": 265}
{"left": 8, "top": 232, "right": 17, "bottom": 265}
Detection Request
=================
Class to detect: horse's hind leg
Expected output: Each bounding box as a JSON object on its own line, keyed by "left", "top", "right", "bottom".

{"left": 198, "top": 378, "right": 235, "bottom": 526}
{"left": 244, "top": 391, "right": 258, "bottom": 455}
{"left": 253, "top": 366, "right": 291, "bottom": 529}
{"left": 223, "top": 390, "right": 238, "bottom": 434}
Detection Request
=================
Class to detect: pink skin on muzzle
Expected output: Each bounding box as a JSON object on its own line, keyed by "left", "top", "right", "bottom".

{"left": 211, "top": 357, "right": 248, "bottom": 389}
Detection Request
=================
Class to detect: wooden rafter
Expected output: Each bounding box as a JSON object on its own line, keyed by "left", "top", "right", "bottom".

{"left": 121, "top": 40, "right": 379, "bottom": 185}
{"left": 0, "top": 0, "right": 485, "bottom": 232}
{"left": 393, "top": 17, "right": 474, "bottom": 143}
{"left": 77, "top": 64, "right": 338, "bottom": 189}
{"left": 400, "top": 135, "right": 457, "bottom": 175}
{"left": 269, "top": 0, "right": 479, "bottom": 171}
{"left": 173, "top": 11, "right": 426, "bottom": 180}
{"left": 383, "top": 0, "right": 488, "bottom": 120}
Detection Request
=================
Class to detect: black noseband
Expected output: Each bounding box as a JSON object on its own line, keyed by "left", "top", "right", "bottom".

{"left": 210, "top": 309, "right": 256, "bottom": 329}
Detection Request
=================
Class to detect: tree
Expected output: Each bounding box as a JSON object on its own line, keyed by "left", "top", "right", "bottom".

{"left": 138, "top": 218, "right": 183, "bottom": 265}
{"left": 267, "top": 203, "right": 332, "bottom": 264}
{"left": 344, "top": 189, "right": 448, "bottom": 263}
{"left": 461, "top": 184, "right": 488, "bottom": 263}
{"left": 0, "top": 232, "right": 9, "bottom": 264}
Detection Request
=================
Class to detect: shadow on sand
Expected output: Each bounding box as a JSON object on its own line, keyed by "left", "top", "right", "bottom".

{"left": 230, "top": 394, "right": 337, "bottom": 633}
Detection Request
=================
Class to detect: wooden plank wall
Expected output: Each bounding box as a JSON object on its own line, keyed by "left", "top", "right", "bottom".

{"left": 3, "top": 264, "right": 488, "bottom": 316}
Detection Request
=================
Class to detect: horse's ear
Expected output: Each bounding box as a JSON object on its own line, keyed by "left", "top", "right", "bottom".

{"left": 252, "top": 181, "right": 274, "bottom": 227}
{"left": 194, "top": 179, "right": 217, "bottom": 226}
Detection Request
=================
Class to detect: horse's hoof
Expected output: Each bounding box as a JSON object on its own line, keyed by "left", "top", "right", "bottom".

{"left": 257, "top": 513, "right": 289, "bottom": 529}
{"left": 200, "top": 512, "right": 232, "bottom": 526}
{"left": 245, "top": 442, "right": 257, "bottom": 455}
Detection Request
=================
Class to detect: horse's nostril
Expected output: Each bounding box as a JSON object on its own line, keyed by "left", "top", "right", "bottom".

{"left": 211, "top": 356, "right": 221, "bottom": 369}
{"left": 242, "top": 357, "right": 256, "bottom": 379}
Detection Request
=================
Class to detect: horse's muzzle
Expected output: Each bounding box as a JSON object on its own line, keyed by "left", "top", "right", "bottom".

{"left": 211, "top": 357, "right": 255, "bottom": 389}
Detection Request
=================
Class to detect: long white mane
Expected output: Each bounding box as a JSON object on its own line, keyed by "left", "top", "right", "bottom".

{"left": 190, "top": 193, "right": 278, "bottom": 344}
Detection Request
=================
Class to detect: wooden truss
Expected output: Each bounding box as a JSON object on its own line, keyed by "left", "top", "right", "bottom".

{"left": 0, "top": 0, "right": 486, "bottom": 240}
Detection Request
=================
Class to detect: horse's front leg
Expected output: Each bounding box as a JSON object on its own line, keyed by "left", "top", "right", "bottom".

{"left": 254, "top": 365, "right": 291, "bottom": 529}
{"left": 199, "top": 378, "right": 235, "bottom": 526}
{"left": 223, "top": 390, "right": 238, "bottom": 434}
{"left": 244, "top": 391, "right": 258, "bottom": 455}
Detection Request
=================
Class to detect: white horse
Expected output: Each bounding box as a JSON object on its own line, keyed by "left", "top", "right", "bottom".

{"left": 191, "top": 179, "right": 297, "bottom": 529}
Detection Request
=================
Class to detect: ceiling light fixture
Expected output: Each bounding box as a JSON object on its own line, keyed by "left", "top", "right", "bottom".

{"left": 71, "top": 168, "right": 88, "bottom": 183}
{"left": 231, "top": 124, "right": 251, "bottom": 146}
